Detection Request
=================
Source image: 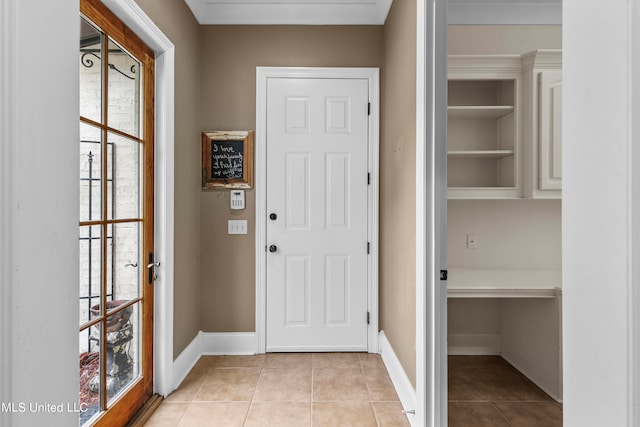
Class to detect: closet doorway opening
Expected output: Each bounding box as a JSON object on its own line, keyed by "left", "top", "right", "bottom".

{"left": 445, "top": 17, "right": 563, "bottom": 426}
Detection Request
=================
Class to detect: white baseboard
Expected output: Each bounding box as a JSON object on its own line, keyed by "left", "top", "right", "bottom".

{"left": 172, "top": 331, "right": 203, "bottom": 391}
{"left": 200, "top": 332, "right": 257, "bottom": 355}
{"left": 448, "top": 333, "right": 501, "bottom": 355}
{"left": 501, "top": 353, "right": 562, "bottom": 402}
{"left": 171, "top": 331, "right": 257, "bottom": 392}
{"left": 378, "top": 331, "right": 416, "bottom": 427}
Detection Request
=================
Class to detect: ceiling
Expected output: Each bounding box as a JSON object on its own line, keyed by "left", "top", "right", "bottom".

{"left": 183, "top": 0, "right": 561, "bottom": 25}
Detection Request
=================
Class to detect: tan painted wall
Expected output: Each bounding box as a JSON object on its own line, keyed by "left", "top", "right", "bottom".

{"left": 380, "top": 0, "right": 417, "bottom": 386}
{"left": 199, "top": 25, "right": 383, "bottom": 331}
{"left": 134, "top": 0, "right": 202, "bottom": 357}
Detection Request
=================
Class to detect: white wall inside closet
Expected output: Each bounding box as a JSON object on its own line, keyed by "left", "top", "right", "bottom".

{"left": 448, "top": 200, "right": 561, "bottom": 270}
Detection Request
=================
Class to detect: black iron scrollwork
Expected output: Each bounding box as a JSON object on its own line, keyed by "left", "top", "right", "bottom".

{"left": 81, "top": 51, "right": 136, "bottom": 81}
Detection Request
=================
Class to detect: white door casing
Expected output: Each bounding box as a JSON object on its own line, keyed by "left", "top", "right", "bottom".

{"left": 99, "top": 0, "right": 176, "bottom": 397}
{"left": 256, "top": 67, "right": 379, "bottom": 353}
{"left": 417, "top": 0, "right": 448, "bottom": 424}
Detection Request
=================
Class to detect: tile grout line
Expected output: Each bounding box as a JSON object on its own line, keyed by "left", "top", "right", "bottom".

{"left": 171, "top": 402, "right": 188, "bottom": 427}
{"left": 359, "top": 354, "right": 382, "bottom": 427}
{"left": 311, "top": 354, "right": 315, "bottom": 427}
{"left": 189, "top": 362, "right": 210, "bottom": 403}
{"left": 171, "top": 358, "right": 210, "bottom": 426}
{"left": 490, "top": 402, "right": 515, "bottom": 427}
{"left": 241, "top": 356, "right": 266, "bottom": 426}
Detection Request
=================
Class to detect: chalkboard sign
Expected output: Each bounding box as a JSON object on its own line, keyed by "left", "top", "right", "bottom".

{"left": 211, "top": 139, "right": 244, "bottom": 179}
{"left": 202, "top": 131, "right": 254, "bottom": 189}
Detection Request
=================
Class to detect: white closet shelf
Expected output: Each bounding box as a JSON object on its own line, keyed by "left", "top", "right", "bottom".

{"left": 448, "top": 105, "right": 515, "bottom": 119}
{"left": 448, "top": 150, "right": 514, "bottom": 159}
{"left": 447, "top": 268, "right": 561, "bottom": 298}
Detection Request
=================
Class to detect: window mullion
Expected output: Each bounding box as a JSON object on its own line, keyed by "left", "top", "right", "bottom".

{"left": 99, "top": 32, "right": 109, "bottom": 413}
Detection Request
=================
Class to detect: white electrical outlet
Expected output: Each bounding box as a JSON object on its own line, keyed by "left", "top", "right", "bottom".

{"left": 466, "top": 233, "right": 478, "bottom": 249}
{"left": 228, "top": 220, "right": 248, "bottom": 235}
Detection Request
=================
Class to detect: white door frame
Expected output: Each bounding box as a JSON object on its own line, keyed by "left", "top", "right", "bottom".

{"left": 416, "top": 0, "right": 448, "bottom": 425}
{"left": 100, "top": 0, "right": 176, "bottom": 397}
{"left": 255, "top": 67, "right": 380, "bottom": 354}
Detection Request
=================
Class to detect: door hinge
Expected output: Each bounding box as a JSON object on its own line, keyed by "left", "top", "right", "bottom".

{"left": 367, "top": 172, "right": 371, "bottom": 185}
{"left": 368, "top": 102, "right": 371, "bottom": 116}
{"left": 367, "top": 311, "right": 370, "bottom": 324}
{"left": 440, "top": 270, "right": 448, "bottom": 281}
{"left": 367, "top": 242, "right": 370, "bottom": 254}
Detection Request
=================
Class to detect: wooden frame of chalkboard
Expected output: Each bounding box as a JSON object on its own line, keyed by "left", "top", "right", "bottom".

{"left": 202, "top": 130, "right": 254, "bottom": 189}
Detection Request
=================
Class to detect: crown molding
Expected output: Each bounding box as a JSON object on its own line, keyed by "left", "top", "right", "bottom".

{"left": 521, "top": 49, "right": 563, "bottom": 69}
{"left": 448, "top": 54, "right": 524, "bottom": 74}
{"left": 184, "top": 0, "right": 393, "bottom": 25}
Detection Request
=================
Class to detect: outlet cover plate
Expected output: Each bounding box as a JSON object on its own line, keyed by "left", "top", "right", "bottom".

{"left": 467, "top": 233, "right": 478, "bottom": 249}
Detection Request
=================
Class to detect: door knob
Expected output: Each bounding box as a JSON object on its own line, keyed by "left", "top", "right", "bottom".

{"left": 269, "top": 213, "right": 277, "bottom": 220}
{"left": 269, "top": 245, "right": 277, "bottom": 253}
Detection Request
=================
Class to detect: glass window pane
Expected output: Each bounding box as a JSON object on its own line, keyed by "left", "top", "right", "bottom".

{"left": 107, "top": 38, "right": 141, "bottom": 138}
{"left": 106, "top": 303, "right": 140, "bottom": 405}
{"left": 79, "top": 225, "right": 102, "bottom": 327}
{"left": 106, "top": 222, "right": 141, "bottom": 302}
{"left": 80, "top": 17, "right": 103, "bottom": 123}
{"left": 80, "top": 123, "right": 103, "bottom": 222}
{"left": 107, "top": 132, "right": 141, "bottom": 220}
{"left": 79, "top": 325, "right": 101, "bottom": 426}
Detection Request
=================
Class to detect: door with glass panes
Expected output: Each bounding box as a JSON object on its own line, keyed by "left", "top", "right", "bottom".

{"left": 79, "top": 0, "right": 155, "bottom": 425}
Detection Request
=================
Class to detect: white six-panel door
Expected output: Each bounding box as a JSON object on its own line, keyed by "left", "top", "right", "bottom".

{"left": 265, "top": 77, "right": 370, "bottom": 351}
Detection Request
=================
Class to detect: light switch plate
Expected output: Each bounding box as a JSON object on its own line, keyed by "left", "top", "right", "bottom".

{"left": 228, "top": 220, "right": 248, "bottom": 235}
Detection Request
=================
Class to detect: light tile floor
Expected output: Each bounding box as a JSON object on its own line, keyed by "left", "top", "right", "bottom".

{"left": 448, "top": 356, "right": 563, "bottom": 427}
{"left": 144, "top": 353, "right": 410, "bottom": 427}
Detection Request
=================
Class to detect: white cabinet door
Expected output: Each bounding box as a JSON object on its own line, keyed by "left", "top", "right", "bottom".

{"left": 265, "top": 77, "right": 370, "bottom": 351}
{"left": 539, "top": 70, "right": 563, "bottom": 191}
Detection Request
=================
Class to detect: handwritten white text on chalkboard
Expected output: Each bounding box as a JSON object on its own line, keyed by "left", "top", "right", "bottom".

{"left": 210, "top": 140, "right": 244, "bottom": 179}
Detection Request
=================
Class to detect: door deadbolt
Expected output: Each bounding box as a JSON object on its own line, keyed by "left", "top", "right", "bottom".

{"left": 269, "top": 213, "right": 277, "bottom": 220}
{"left": 269, "top": 245, "right": 278, "bottom": 253}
